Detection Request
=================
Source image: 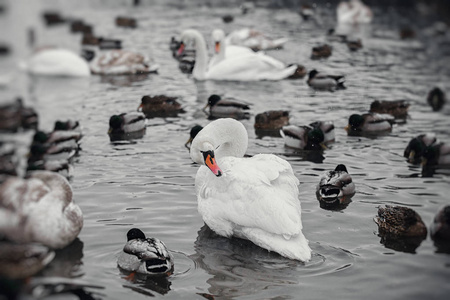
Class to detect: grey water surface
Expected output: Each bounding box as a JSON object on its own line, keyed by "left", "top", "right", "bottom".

{"left": 2, "top": 0, "right": 450, "bottom": 299}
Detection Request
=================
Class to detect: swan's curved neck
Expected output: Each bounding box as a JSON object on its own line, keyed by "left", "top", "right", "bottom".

{"left": 190, "top": 119, "right": 248, "bottom": 164}
{"left": 191, "top": 31, "right": 209, "bottom": 80}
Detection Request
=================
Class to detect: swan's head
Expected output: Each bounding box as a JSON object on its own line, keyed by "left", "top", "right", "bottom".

{"left": 178, "top": 29, "right": 201, "bottom": 55}
{"left": 190, "top": 118, "right": 248, "bottom": 177}
{"left": 211, "top": 29, "right": 226, "bottom": 53}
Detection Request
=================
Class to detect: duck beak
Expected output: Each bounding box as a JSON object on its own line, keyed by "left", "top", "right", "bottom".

{"left": 202, "top": 150, "right": 222, "bottom": 177}
{"left": 215, "top": 42, "right": 220, "bottom": 54}
{"left": 421, "top": 157, "right": 427, "bottom": 168}
{"left": 344, "top": 125, "right": 350, "bottom": 132}
{"left": 137, "top": 103, "right": 143, "bottom": 112}
{"left": 202, "top": 103, "right": 210, "bottom": 112}
{"left": 320, "top": 142, "right": 328, "bottom": 150}
{"left": 177, "top": 42, "right": 185, "bottom": 56}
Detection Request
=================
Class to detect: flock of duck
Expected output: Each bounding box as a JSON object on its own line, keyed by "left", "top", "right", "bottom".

{"left": 1, "top": 0, "right": 450, "bottom": 293}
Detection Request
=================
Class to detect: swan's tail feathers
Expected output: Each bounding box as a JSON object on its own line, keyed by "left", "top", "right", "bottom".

{"left": 272, "top": 38, "right": 289, "bottom": 48}
{"left": 241, "top": 227, "right": 312, "bottom": 262}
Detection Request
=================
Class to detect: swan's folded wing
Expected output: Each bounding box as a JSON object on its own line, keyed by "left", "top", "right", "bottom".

{"left": 220, "top": 154, "right": 303, "bottom": 237}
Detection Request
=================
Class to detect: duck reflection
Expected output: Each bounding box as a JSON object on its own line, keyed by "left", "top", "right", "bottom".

{"left": 191, "top": 225, "right": 301, "bottom": 299}
{"left": 39, "top": 238, "right": 84, "bottom": 277}
{"left": 120, "top": 270, "right": 171, "bottom": 296}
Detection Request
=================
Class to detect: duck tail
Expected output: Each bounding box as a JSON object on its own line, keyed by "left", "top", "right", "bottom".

{"left": 334, "top": 75, "right": 346, "bottom": 90}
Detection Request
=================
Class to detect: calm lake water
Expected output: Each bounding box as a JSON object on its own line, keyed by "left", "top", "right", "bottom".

{"left": 1, "top": 0, "right": 450, "bottom": 299}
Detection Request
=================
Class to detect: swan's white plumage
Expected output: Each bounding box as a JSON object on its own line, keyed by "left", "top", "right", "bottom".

{"left": 27, "top": 48, "right": 91, "bottom": 77}
{"left": 180, "top": 29, "right": 296, "bottom": 81}
{"left": 337, "top": 0, "right": 373, "bottom": 24}
{"left": 209, "top": 29, "right": 254, "bottom": 68}
{"left": 190, "top": 118, "right": 311, "bottom": 261}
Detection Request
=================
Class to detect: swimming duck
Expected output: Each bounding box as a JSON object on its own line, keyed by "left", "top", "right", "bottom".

{"left": 209, "top": 29, "right": 254, "bottom": 68}
{"left": 0, "top": 242, "right": 55, "bottom": 279}
{"left": 28, "top": 142, "right": 78, "bottom": 164}
{"left": 54, "top": 120, "right": 80, "bottom": 132}
{"left": 307, "top": 69, "right": 345, "bottom": 91}
{"left": 138, "top": 95, "right": 184, "bottom": 118}
{"left": 190, "top": 118, "right": 311, "bottom": 261}
{"left": 204, "top": 94, "right": 250, "bottom": 120}
{"left": 27, "top": 48, "right": 91, "bottom": 77}
{"left": 316, "top": 164, "right": 355, "bottom": 206}
{"left": 311, "top": 44, "right": 332, "bottom": 60}
{"left": 421, "top": 142, "right": 450, "bottom": 167}
{"left": 403, "top": 133, "right": 438, "bottom": 164}
{"left": 117, "top": 228, "right": 174, "bottom": 276}
{"left": 70, "top": 20, "right": 93, "bottom": 34}
{"left": 345, "top": 112, "right": 394, "bottom": 134}
{"left": 280, "top": 125, "right": 326, "bottom": 150}
{"left": 346, "top": 37, "right": 363, "bottom": 51}
{"left": 82, "top": 34, "right": 122, "bottom": 50}
{"left": 108, "top": 112, "right": 146, "bottom": 141}
{"left": 0, "top": 171, "right": 83, "bottom": 249}
{"left": 374, "top": 205, "right": 427, "bottom": 238}
{"left": 225, "top": 28, "right": 288, "bottom": 51}
{"left": 33, "top": 130, "right": 82, "bottom": 145}
{"left": 430, "top": 205, "right": 450, "bottom": 243}
{"left": 337, "top": 0, "right": 373, "bottom": 24}
{"left": 299, "top": 3, "right": 315, "bottom": 21}
{"left": 254, "top": 110, "right": 289, "bottom": 131}
{"left": 0, "top": 98, "right": 38, "bottom": 132}
{"left": 427, "top": 87, "right": 446, "bottom": 111}
{"left": 185, "top": 125, "right": 203, "bottom": 149}
{"left": 115, "top": 16, "right": 137, "bottom": 28}
{"left": 89, "top": 49, "right": 158, "bottom": 75}
{"left": 369, "top": 100, "right": 410, "bottom": 119}
{"left": 309, "top": 121, "right": 335, "bottom": 144}
{"left": 178, "top": 29, "right": 298, "bottom": 81}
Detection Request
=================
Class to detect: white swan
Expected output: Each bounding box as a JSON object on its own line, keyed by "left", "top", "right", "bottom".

{"left": 190, "top": 118, "right": 311, "bottom": 261}
{"left": 27, "top": 48, "right": 91, "bottom": 77}
{"left": 179, "top": 29, "right": 298, "bottom": 81}
{"left": 0, "top": 171, "right": 83, "bottom": 249}
{"left": 209, "top": 29, "right": 254, "bottom": 68}
{"left": 225, "top": 28, "right": 289, "bottom": 51}
{"left": 337, "top": 0, "right": 373, "bottom": 24}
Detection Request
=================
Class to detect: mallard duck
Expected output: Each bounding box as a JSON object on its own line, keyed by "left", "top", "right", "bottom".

{"left": 190, "top": 118, "right": 311, "bottom": 261}
{"left": 254, "top": 110, "right": 289, "bottom": 131}
{"left": 70, "top": 20, "right": 92, "bottom": 34}
{"left": 287, "top": 64, "right": 307, "bottom": 79}
{"left": 222, "top": 15, "right": 234, "bottom": 23}
{"left": 204, "top": 94, "right": 250, "bottom": 120}
{"left": 108, "top": 112, "right": 146, "bottom": 135}
{"left": 309, "top": 121, "right": 335, "bottom": 144}
{"left": 403, "top": 133, "right": 438, "bottom": 164}
{"left": 346, "top": 37, "right": 363, "bottom": 51}
{"left": 117, "top": 228, "right": 174, "bottom": 276}
{"left": 316, "top": 164, "right": 355, "bottom": 206}
{"left": 115, "top": 16, "right": 137, "bottom": 28}
{"left": 299, "top": 3, "right": 315, "bottom": 21}
{"left": 307, "top": 69, "right": 345, "bottom": 91}
{"left": 225, "top": 28, "right": 288, "bottom": 51}
{"left": 54, "top": 120, "right": 80, "bottom": 132}
{"left": 82, "top": 34, "right": 122, "bottom": 50}
{"left": 33, "top": 130, "right": 82, "bottom": 145}
{"left": 326, "top": 28, "right": 348, "bottom": 43}
{"left": 185, "top": 125, "right": 203, "bottom": 149}
{"left": 0, "top": 171, "right": 83, "bottom": 249}
{"left": 27, "top": 48, "right": 91, "bottom": 77}
{"left": 138, "top": 95, "right": 184, "bottom": 118}
{"left": 421, "top": 142, "right": 450, "bottom": 167}
{"left": 0, "top": 98, "right": 38, "bottom": 132}
{"left": 311, "top": 44, "right": 332, "bottom": 60}
{"left": 280, "top": 125, "right": 325, "bottom": 150}
{"left": 43, "top": 12, "right": 66, "bottom": 26}
{"left": 427, "top": 87, "right": 446, "bottom": 111}
{"left": 369, "top": 100, "right": 410, "bottom": 119}
{"left": 0, "top": 242, "right": 55, "bottom": 279}
{"left": 399, "top": 27, "right": 415, "bottom": 39}
{"left": 108, "top": 112, "right": 146, "bottom": 141}
{"left": 374, "top": 205, "right": 427, "bottom": 238}
{"left": 430, "top": 205, "right": 450, "bottom": 242}
{"left": 337, "top": 0, "right": 373, "bottom": 24}
{"left": 345, "top": 112, "right": 394, "bottom": 134}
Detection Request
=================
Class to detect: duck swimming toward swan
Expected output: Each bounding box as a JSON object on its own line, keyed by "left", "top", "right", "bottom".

{"left": 316, "top": 164, "right": 355, "bottom": 206}
{"left": 178, "top": 29, "right": 299, "bottom": 81}
{"left": 189, "top": 118, "right": 311, "bottom": 262}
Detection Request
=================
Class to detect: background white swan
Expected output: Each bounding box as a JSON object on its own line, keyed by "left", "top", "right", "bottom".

{"left": 225, "top": 28, "right": 289, "bottom": 51}
{"left": 337, "top": 0, "right": 373, "bottom": 24}
{"left": 209, "top": 29, "right": 254, "bottom": 68}
{"left": 27, "top": 48, "right": 91, "bottom": 77}
{"left": 179, "top": 29, "right": 297, "bottom": 81}
{"left": 190, "top": 118, "right": 311, "bottom": 262}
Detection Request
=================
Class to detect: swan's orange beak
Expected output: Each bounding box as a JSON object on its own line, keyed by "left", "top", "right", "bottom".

{"left": 215, "top": 42, "right": 220, "bottom": 54}
{"left": 177, "top": 42, "right": 185, "bottom": 56}
{"left": 202, "top": 150, "right": 222, "bottom": 177}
